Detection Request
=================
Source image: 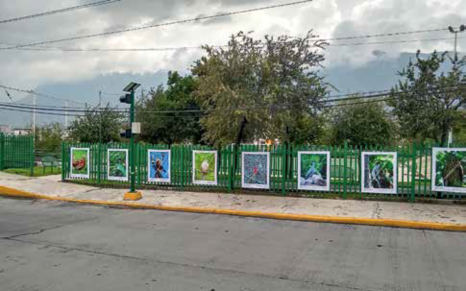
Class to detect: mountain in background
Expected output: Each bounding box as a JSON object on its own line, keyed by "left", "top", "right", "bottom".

{"left": 1, "top": 71, "right": 169, "bottom": 128}
{"left": 0, "top": 52, "right": 458, "bottom": 128}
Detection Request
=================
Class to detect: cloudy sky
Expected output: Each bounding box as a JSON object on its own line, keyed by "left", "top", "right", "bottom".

{"left": 0, "top": 0, "right": 465, "bottom": 108}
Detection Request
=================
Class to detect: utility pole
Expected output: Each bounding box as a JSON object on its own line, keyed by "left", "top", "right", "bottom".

{"left": 120, "top": 82, "right": 141, "bottom": 201}
{"left": 65, "top": 101, "right": 68, "bottom": 128}
{"left": 32, "top": 93, "right": 36, "bottom": 134}
{"left": 447, "top": 25, "right": 466, "bottom": 146}
{"left": 99, "top": 91, "right": 102, "bottom": 143}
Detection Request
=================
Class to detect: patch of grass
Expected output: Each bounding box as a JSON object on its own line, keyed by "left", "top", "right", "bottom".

{"left": 3, "top": 167, "right": 61, "bottom": 177}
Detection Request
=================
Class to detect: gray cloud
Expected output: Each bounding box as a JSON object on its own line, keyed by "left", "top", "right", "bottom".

{"left": 0, "top": 0, "right": 465, "bottom": 93}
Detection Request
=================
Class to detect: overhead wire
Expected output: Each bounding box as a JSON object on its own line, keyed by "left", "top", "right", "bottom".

{"left": 0, "top": 84, "right": 91, "bottom": 106}
{"left": 0, "top": 87, "right": 399, "bottom": 112}
{"left": 318, "top": 27, "right": 451, "bottom": 42}
{"left": 0, "top": 105, "right": 203, "bottom": 119}
{"left": 328, "top": 36, "right": 462, "bottom": 47}
{"left": 1, "top": 35, "right": 461, "bottom": 53}
{"left": 0, "top": 0, "right": 122, "bottom": 24}
{"left": 0, "top": 85, "right": 461, "bottom": 117}
{"left": 0, "top": 0, "right": 315, "bottom": 50}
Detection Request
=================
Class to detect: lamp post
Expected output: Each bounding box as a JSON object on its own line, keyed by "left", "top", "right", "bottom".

{"left": 448, "top": 25, "right": 466, "bottom": 60}
{"left": 446, "top": 25, "right": 465, "bottom": 146}
{"left": 120, "top": 82, "right": 142, "bottom": 201}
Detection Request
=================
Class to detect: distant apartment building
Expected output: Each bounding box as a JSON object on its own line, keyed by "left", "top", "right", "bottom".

{"left": 12, "top": 128, "right": 32, "bottom": 136}
{"left": 0, "top": 125, "right": 12, "bottom": 135}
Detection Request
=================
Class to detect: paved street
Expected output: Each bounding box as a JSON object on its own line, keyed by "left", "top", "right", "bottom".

{"left": 0, "top": 197, "right": 465, "bottom": 291}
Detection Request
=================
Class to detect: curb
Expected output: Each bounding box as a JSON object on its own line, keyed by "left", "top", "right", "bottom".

{"left": 0, "top": 185, "right": 465, "bottom": 232}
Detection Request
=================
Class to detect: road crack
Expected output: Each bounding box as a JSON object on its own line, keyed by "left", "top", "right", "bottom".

{"left": 0, "top": 216, "right": 103, "bottom": 240}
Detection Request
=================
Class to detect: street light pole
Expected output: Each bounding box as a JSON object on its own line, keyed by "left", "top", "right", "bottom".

{"left": 120, "top": 82, "right": 141, "bottom": 201}
{"left": 448, "top": 25, "right": 465, "bottom": 60}
{"left": 129, "top": 89, "right": 136, "bottom": 193}
{"left": 446, "top": 25, "right": 465, "bottom": 146}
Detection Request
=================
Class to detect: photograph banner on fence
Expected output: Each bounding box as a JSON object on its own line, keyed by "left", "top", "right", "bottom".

{"left": 107, "top": 149, "right": 129, "bottom": 182}
{"left": 192, "top": 150, "right": 217, "bottom": 185}
{"left": 297, "top": 151, "right": 330, "bottom": 191}
{"left": 70, "top": 148, "right": 90, "bottom": 179}
{"left": 148, "top": 150, "right": 171, "bottom": 183}
{"left": 242, "top": 152, "right": 270, "bottom": 189}
{"left": 361, "top": 152, "right": 397, "bottom": 194}
{"left": 432, "top": 148, "right": 466, "bottom": 193}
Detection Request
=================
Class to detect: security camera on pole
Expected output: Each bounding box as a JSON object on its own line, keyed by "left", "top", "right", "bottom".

{"left": 120, "top": 82, "right": 142, "bottom": 201}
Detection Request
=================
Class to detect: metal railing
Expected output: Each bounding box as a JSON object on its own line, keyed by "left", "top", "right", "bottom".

{"left": 61, "top": 141, "right": 466, "bottom": 201}
{"left": 0, "top": 133, "right": 34, "bottom": 175}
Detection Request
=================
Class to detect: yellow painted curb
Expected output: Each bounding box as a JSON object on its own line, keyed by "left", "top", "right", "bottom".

{"left": 124, "top": 191, "right": 143, "bottom": 201}
{"left": 0, "top": 185, "right": 465, "bottom": 232}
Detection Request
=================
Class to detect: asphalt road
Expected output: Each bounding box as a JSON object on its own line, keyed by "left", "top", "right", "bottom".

{"left": 0, "top": 198, "right": 465, "bottom": 291}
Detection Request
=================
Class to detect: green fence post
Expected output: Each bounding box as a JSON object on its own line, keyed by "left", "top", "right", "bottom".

{"left": 231, "top": 144, "right": 238, "bottom": 191}
{"left": 410, "top": 143, "right": 417, "bottom": 202}
{"left": 30, "top": 135, "right": 35, "bottom": 177}
{"left": 227, "top": 146, "right": 232, "bottom": 193}
{"left": 97, "top": 142, "right": 102, "bottom": 185}
{"left": 281, "top": 145, "right": 286, "bottom": 196}
{"left": 343, "top": 141, "right": 348, "bottom": 199}
{"left": 61, "top": 142, "right": 65, "bottom": 181}
{"left": 180, "top": 146, "right": 185, "bottom": 190}
{"left": 0, "top": 133, "right": 4, "bottom": 171}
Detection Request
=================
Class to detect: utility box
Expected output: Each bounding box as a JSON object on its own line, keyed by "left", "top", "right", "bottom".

{"left": 132, "top": 122, "right": 141, "bottom": 134}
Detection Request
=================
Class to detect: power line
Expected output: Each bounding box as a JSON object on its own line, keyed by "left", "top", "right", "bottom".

{"left": 0, "top": 0, "right": 314, "bottom": 50}
{"left": 0, "top": 102, "right": 124, "bottom": 113}
{"left": 324, "top": 97, "right": 399, "bottom": 108}
{"left": 0, "top": 0, "right": 122, "bottom": 24}
{"left": 319, "top": 27, "right": 451, "bottom": 42}
{"left": 328, "top": 36, "right": 461, "bottom": 47}
{"left": 0, "top": 105, "right": 84, "bottom": 117}
{"left": 0, "top": 83, "right": 462, "bottom": 114}
{"left": 0, "top": 89, "right": 392, "bottom": 112}
{"left": 100, "top": 91, "right": 123, "bottom": 96}
{"left": 2, "top": 35, "right": 461, "bottom": 53}
{"left": 0, "top": 84, "right": 88, "bottom": 105}
{"left": 0, "top": 104, "right": 204, "bottom": 119}
{"left": 0, "top": 85, "right": 461, "bottom": 117}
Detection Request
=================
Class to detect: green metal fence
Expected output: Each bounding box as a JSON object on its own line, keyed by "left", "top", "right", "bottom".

{"left": 62, "top": 141, "right": 466, "bottom": 201}
{"left": 0, "top": 134, "right": 35, "bottom": 174}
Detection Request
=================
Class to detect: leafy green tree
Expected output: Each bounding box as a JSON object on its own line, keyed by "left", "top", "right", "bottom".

{"left": 388, "top": 51, "right": 466, "bottom": 145}
{"left": 192, "top": 31, "right": 329, "bottom": 147}
{"left": 68, "top": 104, "right": 123, "bottom": 143}
{"left": 329, "top": 101, "right": 395, "bottom": 146}
{"left": 452, "top": 110, "right": 466, "bottom": 144}
{"left": 136, "top": 71, "right": 203, "bottom": 144}
{"left": 35, "top": 122, "right": 64, "bottom": 152}
{"left": 287, "top": 114, "right": 326, "bottom": 145}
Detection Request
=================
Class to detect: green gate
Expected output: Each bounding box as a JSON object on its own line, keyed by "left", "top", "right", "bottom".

{"left": 0, "top": 133, "right": 35, "bottom": 175}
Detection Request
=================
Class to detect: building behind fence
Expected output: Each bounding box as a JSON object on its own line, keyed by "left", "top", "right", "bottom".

{"left": 61, "top": 142, "right": 466, "bottom": 201}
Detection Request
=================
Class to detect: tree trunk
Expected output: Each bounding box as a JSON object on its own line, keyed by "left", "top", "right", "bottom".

{"left": 440, "top": 119, "right": 449, "bottom": 147}
{"left": 232, "top": 117, "right": 248, "bottom": 190}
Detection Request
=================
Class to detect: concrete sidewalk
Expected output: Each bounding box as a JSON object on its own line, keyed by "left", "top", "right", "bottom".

{"left": 0, "top": 172, "right": 465, "bottom": 230}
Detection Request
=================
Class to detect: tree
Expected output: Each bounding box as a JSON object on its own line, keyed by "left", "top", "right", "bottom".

{"left": 388, "top": 51, "right": 466, "bottom": 145}
{"left": 192, "top": 31, "right": 329, "bottom": 147}
{"left": 68, "top": 104, "right": 124, "bottom": 143}
{"left": 329, "top": 101, "right": 395, "bottom": 146}
{"left": 136, "top": 71, "right": 203, "bottom": 144}
{"left": 452, "top": 110, "right": 466, "bottom": 144}
{"left": 286, "top": 114, "right": 326, "bottom": 145}
{"left": 35, "top": 122, "right": 64, "bottom": 152}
